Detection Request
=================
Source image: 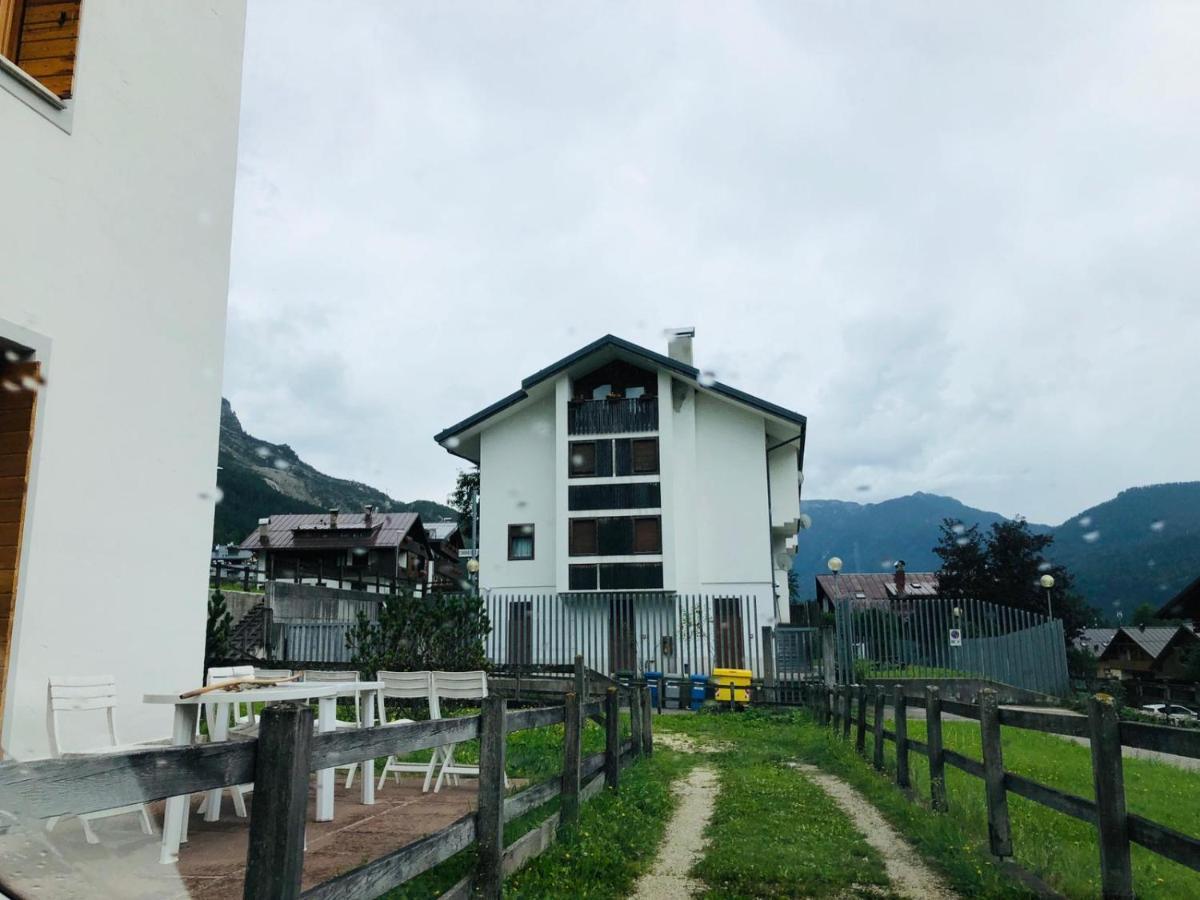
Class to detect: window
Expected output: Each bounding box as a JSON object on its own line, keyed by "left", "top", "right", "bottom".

{"left": 569, "top": 441, "right": 596, "bottom": 477}
{"left": 631, "top": 438, "right": 659, "bottom": 474}
{"left": 569, "top": 564, "right": 598, "bottom": 590}
{"left": 1, "top": 0, "right": 83, "bottom": 100}
{"left": 569, "top": 518, "right": 598, "bottom": 556}
{"left": 569, "top": 481, "right": 660, "bottom": 511}
{"left": 633, "top": 517, "right": 662, "bottom": 554}
{"left": 507, "top": 524, "right": 534, "bottom": 560}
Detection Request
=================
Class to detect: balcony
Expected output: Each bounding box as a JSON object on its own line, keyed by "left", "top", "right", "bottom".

{"left": 567, "top": 396, "right": 658, "bottom": 435}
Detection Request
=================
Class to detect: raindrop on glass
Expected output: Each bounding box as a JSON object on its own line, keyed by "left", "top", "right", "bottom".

{"left": 797, "top": 513, "right": 812, "bottom": 530}
{"left": 1, "top": 379, "right": 20, "bottom": 393}
{"left": 520, "top": 524, "right": 534, "bottom": 535}
{"left": 1149, "top": 520, "right": 1166, "bottom": 533}
{"left": 1147, "top": 559, "right": 1157, "bottom": 568}
{"left": 952, "top": 523, "right": 967, "bottom": 535}
{"left": 3, "top": 349, "right": 19, "bottom": 362}
{"left": 855, "top": 484, "right": 871, "bottom": 493}
{"left": 1038, "top": 561, "right": 1053, "bottom": 572}
{"left": 571, "top": 453, "right": 585, "bottom": 468}
{"left": 697, "top": 370, "right": 717, "bottom": 387}
{"left": 1079, "top": 516, "right": 1092, "bottom": 528}
{"left": 19, "top": 375, "right": 39, "bottom": 392}
{"left": 445, "top": 435, "right": 461, "bottom": 449}
{"left": 273, "top": 458, "right": 291, "bottom": 471}
{"left": 1082, "top": 530, "right": 1100, "bottom": 543}
{"left": 255, "top": 446, "right": 272, "bottom": 459}
{"left": 956, "top": 537, "right": 970, "bottom": 547}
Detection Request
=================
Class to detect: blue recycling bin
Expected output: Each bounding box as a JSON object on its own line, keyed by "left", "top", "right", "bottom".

{"left": 689, "top": 674, "right": 709, "bottom": 711}
{"left": 645, "top": 671, "right": 663, "bottom": 707}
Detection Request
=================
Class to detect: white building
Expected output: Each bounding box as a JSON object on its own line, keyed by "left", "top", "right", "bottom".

{"left": 435, "top": 331, "right": 806, "bottom": 676}
{"left": 0, "top": 2, "right": 246, "bottom": 759}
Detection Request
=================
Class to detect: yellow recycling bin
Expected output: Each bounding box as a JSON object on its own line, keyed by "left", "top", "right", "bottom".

{"left": 712, "top": 667, "right": 752, "bottom": 703}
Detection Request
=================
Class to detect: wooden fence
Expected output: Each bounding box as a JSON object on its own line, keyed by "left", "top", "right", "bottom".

{"left": 806, "top": 682, "right": 1200, "bottom": 899}
{"left": 0, "top": 683, "right": 656, "bottom": 899}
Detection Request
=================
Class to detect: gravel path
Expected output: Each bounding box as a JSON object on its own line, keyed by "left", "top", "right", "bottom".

{"left": 629, "top": 766, "right": 719, "bottom": 900}
{"left": 791, "top": 763, "right": 959, "bottom": 900}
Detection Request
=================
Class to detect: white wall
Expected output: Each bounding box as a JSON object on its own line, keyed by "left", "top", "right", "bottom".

{"left": 0, "top": 2, "right": 247, "bottom": 758}
{"left": 478, "top": 393, "right": 557, "bottom": 592}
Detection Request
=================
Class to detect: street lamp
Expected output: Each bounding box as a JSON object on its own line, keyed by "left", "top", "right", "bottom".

{"left": 466, "top": 557, "right": 480, "bottom": 596}
{"left": 1040, "top": 574, "right": 1055, "bottom": 618}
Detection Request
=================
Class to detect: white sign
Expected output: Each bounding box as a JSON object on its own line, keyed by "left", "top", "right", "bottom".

{"left": 458, "top": 548, "right": 479, "bottom": 559}
{"left": 948, "top": 628, "right": 963, "bottom": 647}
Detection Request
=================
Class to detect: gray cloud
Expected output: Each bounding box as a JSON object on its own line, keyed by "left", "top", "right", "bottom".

{"left": 224, "top": 1, "right": 1200, "bottom": 522}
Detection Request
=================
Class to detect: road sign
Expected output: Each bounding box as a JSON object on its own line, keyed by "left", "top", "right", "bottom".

{"left": 948, "top": 628, "right": 963, "bottom": 647}
{"left": 458, "top": 548, "right": 479, "bottom": 559}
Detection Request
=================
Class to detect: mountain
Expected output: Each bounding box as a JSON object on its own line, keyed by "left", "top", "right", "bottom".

{"left": 792, "top": 484, "right": 1200, "bottom": 621}
{"left": 213, "top": 399, "right": 457, "bottom": 545}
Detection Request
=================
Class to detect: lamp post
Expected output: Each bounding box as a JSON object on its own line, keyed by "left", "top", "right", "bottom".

{"left": 1040, "top": 573, "right": 1055, "bottom": 619}
{"left": 467, "top": 557, "right": 480, "bottom": 596}
{"left": 827, "top": 556, "right": 843, "bottom": 606}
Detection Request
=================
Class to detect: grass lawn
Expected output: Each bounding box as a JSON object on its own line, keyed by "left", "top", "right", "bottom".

{"left": 663, "top": 707, "right": 1200, "bottom": 900}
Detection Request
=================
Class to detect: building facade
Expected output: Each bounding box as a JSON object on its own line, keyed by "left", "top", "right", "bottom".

{"left": 435, "top": 332, "right": 806, "bottom": 675}
{"left": 0, "top": 2, "right": 246, "bottom": 758}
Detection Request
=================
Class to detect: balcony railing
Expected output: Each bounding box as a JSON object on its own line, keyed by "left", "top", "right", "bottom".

{"left": 567, "top": 396, "right": 658, "bottom": 435}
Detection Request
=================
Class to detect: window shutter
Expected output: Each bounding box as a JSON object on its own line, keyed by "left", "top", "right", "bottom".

{"left": 633, "top": 517, "right": 661, "bottom": 554}
{"left": 12, "top": 0, "right": 82, "bottom": 100}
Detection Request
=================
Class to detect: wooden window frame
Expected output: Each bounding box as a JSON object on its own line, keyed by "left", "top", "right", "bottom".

{"left": 631, "top": 438, "right": 659, "bottom": 475}
{"left": 569, "top": 517, "right": 598, "bottom": 556}
{"left": 507, "top": 524, "right": 535, "bottom": 561}
{"left": 632, "top": 516, "right": 662, "bottom": 555}
{"left": 568, "top": 440, "right": 597, "bottom": 478}
{"left": 0, "top": 0, "right": 24, "bottom": 61}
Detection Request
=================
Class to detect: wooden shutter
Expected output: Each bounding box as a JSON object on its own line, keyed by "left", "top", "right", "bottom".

{"left": 569, "top": 518, "right": 597, "bottom": 556}
{"left": 14, "top": 0, "right": 82, "bottom": 99}
{"left": 0, "top": 360, "right": 38, "bottom": 740}
{"left": 631, "top": 438, "right": 659, "bottom": 474}
{"left": 633, "top": 517, "right": 661, "bottom": 554}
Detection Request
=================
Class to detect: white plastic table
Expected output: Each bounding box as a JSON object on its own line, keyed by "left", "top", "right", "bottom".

{"left": 144, "top": 680, "right": 383, "bottom": 864}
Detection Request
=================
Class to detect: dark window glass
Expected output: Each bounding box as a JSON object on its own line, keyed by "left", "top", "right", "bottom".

{"left": 568, "top": 482, "right": 661, "bottom": 511}
{"left": 633, "top": 517, "right": 662, "bottom": 553}
{"left": 569, "top": 441, "right": 596, "bottom": 477}
{"left": 597, "top": 517, "right": 631, "bottom": 556}
{"left": 598, "top": 562, "right": 663, "bottom": 590}
{"left": 614, "top": 439, "right": 632, "bottom": 475}
{"left": 569, "top": 518, "right": 598, "bottom": 555}
{"left": 507, "top": 524, "right": 534, "bottom": 560}
{"left": 632, "top": 438, "right": 659, "bottom": 474}
{"left": 569, "top": 564, "right": 598, "bottom": 591}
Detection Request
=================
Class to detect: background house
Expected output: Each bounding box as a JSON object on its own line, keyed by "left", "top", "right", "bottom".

{"left": 434, "top": 330, "right": 806, "bottom": 675}
{"left": 815, "top": 569, "right": 940, "bottom": 612}
{"left": 424, "top": 519, "right": 467, "bottom": 592}
{"left": 1096, "top": 626, "right": 1199, "bottom": 680}
{"left": 1074, "top": 627, "right": 1118, "bottom": 658}
{"left": 239, "top": 509, "right": 434, "bottom": 594}
{"left": 0, "top": 2, "right": 246, "bottom": 758}
{"left": 1157, "top": 574, "right": 1200, "bottom": 626}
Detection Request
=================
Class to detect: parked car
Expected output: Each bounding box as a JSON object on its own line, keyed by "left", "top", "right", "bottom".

{"left": 1140, "top": 703, "right": 1200, "bottom": 724}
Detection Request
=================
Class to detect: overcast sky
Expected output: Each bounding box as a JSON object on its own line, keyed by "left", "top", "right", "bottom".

{"left": 224, "top": 1, "right": 1200, "bottom": 526}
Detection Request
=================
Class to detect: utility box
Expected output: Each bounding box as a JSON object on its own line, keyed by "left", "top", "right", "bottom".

{"left": 713, "top": 667, "right": 752, "bottom": 703}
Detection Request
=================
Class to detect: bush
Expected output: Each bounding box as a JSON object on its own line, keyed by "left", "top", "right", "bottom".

{"left": 347, "top": 590, "right": 490, "bottom": 678}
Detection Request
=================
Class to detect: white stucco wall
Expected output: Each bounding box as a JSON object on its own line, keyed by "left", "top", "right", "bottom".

{"left": 478, "top": 393, "right": 557, "bottom": 592}
{"left": 0, "top": 2, "right": 246, "bottom": 759}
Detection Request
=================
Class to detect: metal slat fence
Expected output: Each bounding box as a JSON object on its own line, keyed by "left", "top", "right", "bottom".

{"left": 483, "top": 592, "right": 762, "bottom": 678}
{"left": 834, "top": 596, "right": 1069, "bottom": 696}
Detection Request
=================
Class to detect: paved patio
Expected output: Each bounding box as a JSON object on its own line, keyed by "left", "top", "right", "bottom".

{"left": 0, "top": 777, "right": 481, "bottom": 899}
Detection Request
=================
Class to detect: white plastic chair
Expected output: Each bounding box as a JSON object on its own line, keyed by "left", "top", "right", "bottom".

{"left": 430, "top": 671, "right": 506, "bottom": 793}
{"left": 197, "top": 665, "right": 256, "bottom": 820}
{"left": 373, "top": 671, "right": 437, "bottom": 791}
{"left": 45, "top": 676, "right": 157, "bottom": 843}
{"left": 303, "top": 670, "right": 363, "bottom": 787}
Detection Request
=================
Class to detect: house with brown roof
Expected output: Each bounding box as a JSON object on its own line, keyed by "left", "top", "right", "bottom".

{"left": 1096, "top": 626, "right": 1200, "bottom": 680}
{"left": 239, "top": 507, "right": 434, "bottom": 594}
{"left": 1156, "top": 574, "right": 1200, "bottom": 626}
{"left": 815, "top": 565, "right": 940, "bottom": 611}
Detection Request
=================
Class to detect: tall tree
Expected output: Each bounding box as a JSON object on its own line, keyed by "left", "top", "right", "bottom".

{"left": 932, "top": 519, "right": 988, "bottom": 599}
{"left": 449, "top": 469, "right": 479, "bottom": 543}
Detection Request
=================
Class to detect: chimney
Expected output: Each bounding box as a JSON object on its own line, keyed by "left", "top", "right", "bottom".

{"left": 364, "top": 504, "right": 374, "bottom": 526}
{"left": 258, "top": 517, "right": 270, "bottom": 546}
{"left": 894, "top": 560, "right": 906, "bottom": 595}
{"left": 666, "top": 327, "right": 695, "bottom": 367}
{"left": 329, "top": 508, "right": 339, "bottom": 529}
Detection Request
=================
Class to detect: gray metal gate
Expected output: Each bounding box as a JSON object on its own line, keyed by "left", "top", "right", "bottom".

{"left": 834, "top": 596, "right": 1069, "bottom": 697}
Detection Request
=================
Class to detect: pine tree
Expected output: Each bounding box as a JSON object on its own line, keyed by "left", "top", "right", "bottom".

{"left": 932, "top": 519, "right": 988, "bottom": 599}
{"left": 449, "top": 469, "right": 480, "bottom": 543}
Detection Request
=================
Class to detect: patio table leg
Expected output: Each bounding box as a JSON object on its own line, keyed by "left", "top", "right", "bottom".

{"left": 203, "top": 699, "right": 231, "bottom": 822}
{"left": 316, "top": 696, "right": 336, "bottom": 821}
{"left": 160, "top": 703, "right": 198, "bottom": 864}
{"left": 360, "top": 689, "right": 376, "bottom": 806}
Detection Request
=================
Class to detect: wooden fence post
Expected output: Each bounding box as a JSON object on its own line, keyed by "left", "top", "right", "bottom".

{"left": 604, "top": 687, "right": 620, "bottom": 789}
{"left": 641, "top": 684, "right": 653, "bottom": 756}
{"left": 560, "top": 691, "right": 582, "bottom": 830}
{"left": 474, "top": 696, "right": 508, "bottom": 899}
{"left": 824, "top": 686, "right": 834, "bottom": 727}
{"left": 762, "top": 626, "right": 777, "bottom": 704}
{"left": 926, "top": 685, "right": 947, "bottom": 812}
{"left": 979, "top": 688, "right": 1013, "bottom": 858}
{"left": 855, "top": 684, "right": 866, "bottom": 755}
{"left": 842, "top": 686, "right": 852, "bottom": 740}
{"left": 629, "top": 686, "right": 643, "bottom": 758}
{"left": 1089, "top": 694, "right": 1133, "bottom": 899}
{"left": 894, "top": 685, "right": 909, "bottom": 788}
{"left": 573, "top": 654, "right": 586, "bottom": 702}
{"left": 243, "top": 703, "right": 312, "bottom": 900}
{"left": 873, "top": 687, "right": 885, "bottom": 771}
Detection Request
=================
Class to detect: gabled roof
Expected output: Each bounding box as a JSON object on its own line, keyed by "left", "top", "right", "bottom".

{"left": 1157, "top": 574, "right": 1200, "bottom": 621}
{"left": 424, "top": 520, "right": 460, "bottom": 541}
{"left": 815, "top": 572, "right": 940, "bottom": 607}
{"left": 1075, "top": 628, "right": 1118, "bottom": 655}
{"left": 1099, "top": 625, "right": 1199, "bottom": 662}
{"left": 433, "top": 334, "right": 807, "bottom": 457}
{"left": 240, "top": 512, "right": 424, "bottom": 552}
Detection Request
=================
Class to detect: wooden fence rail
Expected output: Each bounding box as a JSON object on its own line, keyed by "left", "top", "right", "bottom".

{"left": 0, "top": 674, "right": 654, "bottom": 900}
{"left": 806, "top": 682, "right": 1200, "bottom": 900}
